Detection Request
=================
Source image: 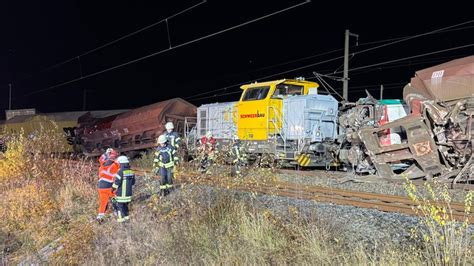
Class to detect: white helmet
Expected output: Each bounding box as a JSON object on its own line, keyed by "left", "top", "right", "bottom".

{"left": 106, "top": 148, "right": 114, "bottom": 154}
{"left": 117, "top": 155, "right": 129, "bottom": 164}
{"left": 165, "top": 122, "right": 174, "bottom": 130}
{"left": 157, "top": 135, "right": 167, "bottom": 144}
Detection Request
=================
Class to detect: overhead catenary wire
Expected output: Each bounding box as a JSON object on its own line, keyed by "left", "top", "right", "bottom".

{"left": 347, "top": 84, "right": 407, "bottom": 93}
{"left": 332, "top": 43, "right": 474, "bottom": 74}
{"left": 188, "top": 43, "right": 472, "bottom": 103}
{"left": 189, "top": 43, "right": 474, "bottom": 101}
{"left": 357, "top": 25, "right": 474, "bottom": 46}
{"left": 313, "top": 72, "right": 344, "bottom": 100}
{"left": 351, "top": 19, "right": 474, "bottom": 56}
{"left": 247, "top": 24, "right": 474, "bottom": 76}
{"left": 188, "top": 90, "right": 243, "bottom": 102}
{"left": 185, "top": 55, "right": 346, "bottom": 100}
{"left": 19, "top": 1, "right": 207, "bottom": 79}
{"left": 25, "top": 1, "right": 311, "bottom": 97}
{"left": 302, "top": 53, "right": 473, "bottom": 81}
{"left": 186, "top": 19, "right": 474, "bottom": 100}
{"left": 345, "top": 53, "right": 473, "bottom": 78}
{"left": 193, "top": 50, "right": 474, "bottom": 103}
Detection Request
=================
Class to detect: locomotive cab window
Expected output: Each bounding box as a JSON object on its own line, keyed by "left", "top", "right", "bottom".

{"left": 272, "top": 84, "right": 303, "bottom": 99}
{"left": 242, "top": 86, "right": 270, "bottom": 101}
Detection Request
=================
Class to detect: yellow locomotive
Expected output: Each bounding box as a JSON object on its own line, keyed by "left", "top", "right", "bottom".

{"left": 196, "top": 78, "right": 340, "bottom": 167}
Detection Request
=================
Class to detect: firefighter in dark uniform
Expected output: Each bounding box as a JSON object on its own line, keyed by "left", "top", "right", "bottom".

{"left": 164, "top": 122, "right": 181, "bottom": 171}
{"left": 230, "top": 134, "right": 246, "bottom": 177}
{"left": 112, "top": 155, "right": 135, "bottom": 223}
{"left": 153, "top": 135, "right": 176, "bottom": 196}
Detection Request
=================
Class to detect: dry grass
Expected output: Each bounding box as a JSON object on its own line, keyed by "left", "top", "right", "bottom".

{"left": 1, "top": 126, "right": 470, "bottom": 265}
{"left": 88, "top": 187, "right": 425, "bottom": 265}
{"left": 0, "top": 128, "right": 97, "bottom": 264}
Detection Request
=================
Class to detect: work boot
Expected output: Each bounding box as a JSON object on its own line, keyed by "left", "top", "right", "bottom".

{"left": 96, "top": 214, "right": 105, "bottom": 223}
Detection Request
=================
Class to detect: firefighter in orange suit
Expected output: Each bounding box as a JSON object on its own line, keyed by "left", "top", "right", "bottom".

{"left": 97, "top": 150, "right": 119, "bottom": 222}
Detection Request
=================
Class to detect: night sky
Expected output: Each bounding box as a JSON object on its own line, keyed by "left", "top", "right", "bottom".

{"left": 1, "top": 0, "right": 473, "bottom": 119}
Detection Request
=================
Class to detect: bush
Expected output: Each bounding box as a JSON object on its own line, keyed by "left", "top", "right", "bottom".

{"left": 0, "top": 127, "right": 96, "bottom": 264}
{"left": 404, "top": 176, "right": 473, "bottom": 265}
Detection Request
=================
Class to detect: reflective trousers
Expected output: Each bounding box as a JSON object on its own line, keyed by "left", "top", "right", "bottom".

{"left": 98, "top": 188, "right": 115, "bottom": 215}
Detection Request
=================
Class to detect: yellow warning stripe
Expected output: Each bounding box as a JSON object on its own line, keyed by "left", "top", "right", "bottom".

{"left": 296, "top": 154, "right": 311, "bottom": 167}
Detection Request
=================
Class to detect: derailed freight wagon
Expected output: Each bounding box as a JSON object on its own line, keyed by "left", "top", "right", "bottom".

{"left": 353, "top": 56, "right": 474, "bottom": 182}
{"left": 0, "top": 109, "right": 126, "bottom": 153}
{"left": 77, "top": 98, "right": 196, "bottom": 156}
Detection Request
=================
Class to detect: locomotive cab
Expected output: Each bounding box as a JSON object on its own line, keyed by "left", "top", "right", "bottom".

{"left": 237, "top": 79, "right": 319, "bottom": 141}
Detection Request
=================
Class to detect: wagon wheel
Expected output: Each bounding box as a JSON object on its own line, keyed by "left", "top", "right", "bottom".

{"left": 256, "top": 152, "right": 277, "bottom": 168}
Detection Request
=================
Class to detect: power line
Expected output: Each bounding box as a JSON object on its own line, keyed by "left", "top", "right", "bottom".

{"left": 345, "top": 53, "right": 474, "bottom": 77}
{"left": 352, "top": 19, "right": 474, "bottom": 56}
{"left": 185, "top": 55, "right": 345, "bottom": 100}
{"left": 348, "top": 85, "right": 406, "bottom": 93}
{"left": 313, "top": 72, "right": 344, "bottom": 100}
{"left": 80, "top": 1, "right": 207, "bottom": 57}
{"left": 357, "top": 25, "right": 474, "bottom": 46}
{"left": 188, "top": 44, "right": 472, "bottom": 101}
{"left": 331, "top": 82, "right": 406, "bottom": 90}
{"left": 189, "top": 90, "right": 243, "bottom": 102}
{"left": 243, "top": 23, "right": 474, "bottom": 76}
{"left": 189, "top": 80, "right": 407, "bottom": 104}
{"left": 25, "top": 1, "right": 310, "bottom": 97}
{"left": 16, "top": 1, "right": 207, "bottom": 82}
{"left": 251, "top": 47, "right": 344, "bottom": 73}
{"left": 333, "top": 43, "right": 474, "bottom": 74}
{"left": 187, "top": 20, "right": 474, "bottom": 100}
{"left": 188, "top": 45, "right": 472, "bottom": 103}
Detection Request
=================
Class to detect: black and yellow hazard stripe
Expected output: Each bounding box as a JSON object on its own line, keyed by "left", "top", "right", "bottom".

{"left": 296, "top": 154, "right": 311, "bottom": 167}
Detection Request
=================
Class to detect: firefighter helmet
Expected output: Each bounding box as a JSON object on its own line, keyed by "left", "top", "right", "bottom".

{"left": 117, "top": 155, "right": 129, "bottom": 164}
{"left": 158, "top": 135, "right": 167, "bottom": 144}
{"left": 165, "top": 122, "right": 174, "bottom": 130}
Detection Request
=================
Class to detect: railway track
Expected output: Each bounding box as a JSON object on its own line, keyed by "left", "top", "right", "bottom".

{"left": 134, "top": 168, "right": 471, "bottom": 224}
{"left": 278, "top": 168, "right": 474, "bottom": 191}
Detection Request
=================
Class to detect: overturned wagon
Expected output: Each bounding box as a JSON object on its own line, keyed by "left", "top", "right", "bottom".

{"left": 77, "top": 98, "right": 196, "bottom": 156}
{"left": 354, "top": 56, "right": 474, "bottom": 182}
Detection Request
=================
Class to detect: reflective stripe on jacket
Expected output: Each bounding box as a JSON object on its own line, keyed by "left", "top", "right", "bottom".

{"left": 112, "top": 166, "right": 135, "bottom": 203}
{"left": 165, "top": 131, "right": 181, "bottom": 150}
{"left": 153, "top": 145, "right": 176, "bottom": 169}
{"left": 98, "top": 160, "right": 119, "bottom": 188}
